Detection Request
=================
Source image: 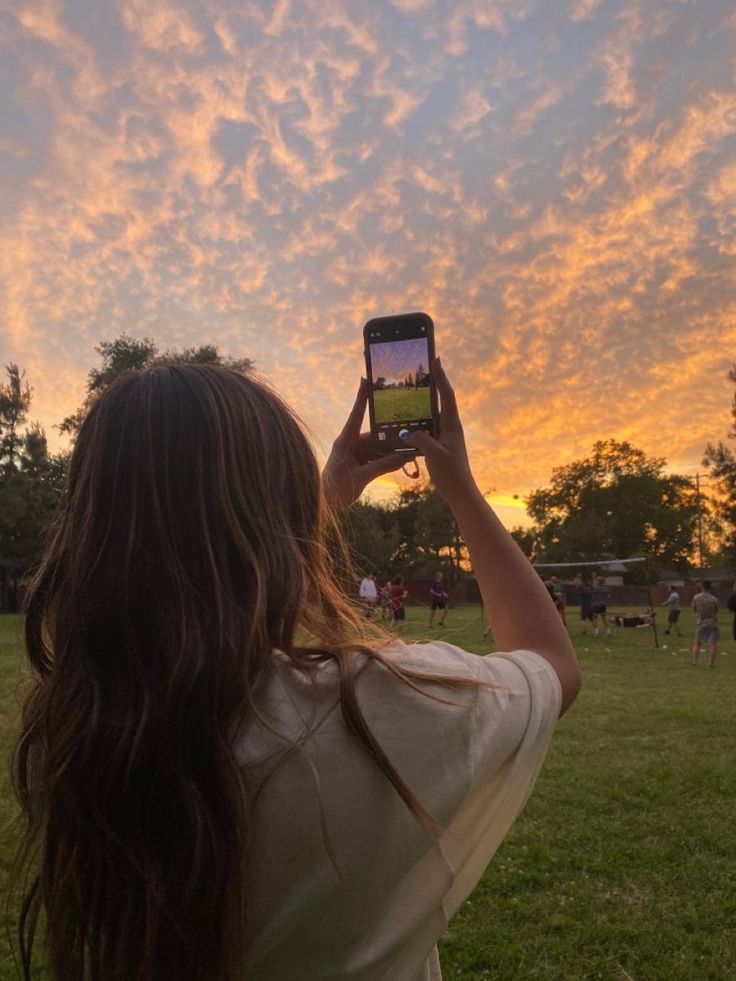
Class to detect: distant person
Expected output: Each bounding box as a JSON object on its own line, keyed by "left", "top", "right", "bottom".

{"left": 428, "top": 571, "right": 449, "bottom": 627}
{"left": 692, "top": 580, "right": 719, "bottom": 668}
{"left": 390, "top": 575, "right": 409, "bottom": 632}
{"left": 359, "top": 573, "right": 378, "bottom": 618}
{"left": 378, "top": 580, "right": 393, "bottom": 622}
{"left": 591, "top": 576, "right": 611, "bottom": 637}
{"left": 614, "top": 610, "right": 654, "bottom": 628}
{"left": 577, "top": 576, "right": 594, "bottom": 634}
{"left": 660, "top": 585, "right": 682, "bottom": 636}
{"left": 728, "top": 581, "right": 736, "bottom": 643}
{"left": 548, "top": 576, "right": 567, "bottom": 626}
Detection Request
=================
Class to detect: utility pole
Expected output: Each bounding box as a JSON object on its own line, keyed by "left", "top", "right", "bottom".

{"left": 691, "top": 473, "right": 710, "bottom": 571}
{"left": 696, "top": 473, "right": 704, "bottom": 571}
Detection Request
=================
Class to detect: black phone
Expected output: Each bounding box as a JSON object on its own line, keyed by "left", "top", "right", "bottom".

{"left": 363, "top": 312, "right": 438, "bottom": 454}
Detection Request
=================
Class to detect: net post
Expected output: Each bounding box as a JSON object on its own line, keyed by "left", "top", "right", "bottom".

{"left": 645, "top": 556, "right": 659, "bottom": 649}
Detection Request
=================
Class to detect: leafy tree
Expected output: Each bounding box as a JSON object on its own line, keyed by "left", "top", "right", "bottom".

{"left": 702, "top": 364, "right": 736, "bottom": 565}
{"left": 413, "top": 486, "right": 466, "bottom": 576}
{"left": 0, "top": 366, "right": 67, "bottom": 610}
{"left": 526, "top": 440, "right": 699, "bottom": 578}
{"left": 340, "top": 501, "right": 401, "bottom": 580}
{"left": 389, "top": 483, "right": 467, "bottom": 584}
{"left": 509, "top": 526, "right": 536, "bottom": 558}
{"left": 0, "top": 364, "right": 32, "bottom": 474}
{"left": 60, "top": 334, "right": 253, "bottom": 436}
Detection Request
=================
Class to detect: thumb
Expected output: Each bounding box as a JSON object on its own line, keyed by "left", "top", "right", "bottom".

{"left": 402, "top": 429, "right": 440, "bottom": 456}
{"left": 358, "top": 454, "right": 410, "bottom": 483}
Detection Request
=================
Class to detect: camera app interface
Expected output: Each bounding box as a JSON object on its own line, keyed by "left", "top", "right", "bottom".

{"left": 368, "top": 336, "right": 431, "bottom": 425}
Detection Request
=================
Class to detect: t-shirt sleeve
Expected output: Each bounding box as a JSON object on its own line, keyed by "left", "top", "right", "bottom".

{"left": 438, "top": 649, "right": 562, "bottom": 920}
{"left": 359, "top": 641, "right": 562, "bottom": 930}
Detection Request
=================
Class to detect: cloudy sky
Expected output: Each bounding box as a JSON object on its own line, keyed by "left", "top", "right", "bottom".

{"left": 369, "top": 337, "right": 429, "bottom": 384}
{"left": 1, "top": 0, "right": 735, "bottom": 526}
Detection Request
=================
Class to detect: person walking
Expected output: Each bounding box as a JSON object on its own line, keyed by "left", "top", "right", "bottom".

{"left": 428, "top": 571, "right": 449, "bottom": 627}
{"left": 692, "top": 579, "right": 720, "bottom": 668}
{"left": 11, "top": 360, "right": 579, "bottom": 981}
{"left": 591, "top": 576, "right": 611, "bottom": 637}
{"left": 661, "top": 585, "right": 683, "bottom": 636}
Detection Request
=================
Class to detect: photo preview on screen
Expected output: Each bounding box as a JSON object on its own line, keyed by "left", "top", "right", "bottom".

{"left": 370, "top": 336, "right": 432, "bottom": 423}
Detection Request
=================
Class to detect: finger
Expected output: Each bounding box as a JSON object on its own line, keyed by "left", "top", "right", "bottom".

{"left": 431, "top": 358, "right": 460, "bottom": 427}
{"left": 338, "top": 378, "right": 368, "bottom": 442}
{"left": 357, "top": 454, "right": 410, "bottom": 483}
{"left": 406, "top": 430, "right": 442, "bottom": 456}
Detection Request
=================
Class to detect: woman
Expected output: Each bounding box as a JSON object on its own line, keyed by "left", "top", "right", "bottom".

{"left": 11, "top": 360, "right": 579, "bottom": 981}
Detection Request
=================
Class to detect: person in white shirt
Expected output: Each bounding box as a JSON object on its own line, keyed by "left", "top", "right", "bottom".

{"left": 12, "top": 360, "right": 580, "bottom": 981}
{"left": 359, "top": 573, "right": 378, "bottom": 618}
{"left": 660, "top": 585, "right": 682, "bottom": 636}
{"left": 692, "top": 580, "right": 719, "bottom": 668}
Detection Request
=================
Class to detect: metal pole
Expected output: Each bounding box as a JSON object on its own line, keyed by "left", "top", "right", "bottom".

{"left": 645, "top": 556, "right": 659, "bottom": 649}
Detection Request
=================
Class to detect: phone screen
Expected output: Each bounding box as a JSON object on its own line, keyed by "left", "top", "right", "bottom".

{"left": 364, "top": 314, "right": 436, "bottom": 452}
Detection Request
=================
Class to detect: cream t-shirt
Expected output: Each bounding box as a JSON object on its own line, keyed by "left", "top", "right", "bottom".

{"left": 234, "top": 640, "right": 562, "bottom": 980}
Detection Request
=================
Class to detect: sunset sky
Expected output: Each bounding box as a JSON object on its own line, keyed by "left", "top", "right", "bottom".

{"left": 1, "top": 0, "right": 735, "bottom": 527}
{"left": 369, "top": 337, "right": 430, "bottom": 384}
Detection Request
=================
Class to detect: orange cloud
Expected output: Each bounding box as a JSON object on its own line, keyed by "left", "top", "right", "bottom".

{"left": 3, "top": 0, "right": 735, "bottom": 539}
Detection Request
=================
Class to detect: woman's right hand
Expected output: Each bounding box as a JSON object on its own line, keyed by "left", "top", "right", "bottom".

{"left": 405, "top": 359, "right": 479, "bottom": 503}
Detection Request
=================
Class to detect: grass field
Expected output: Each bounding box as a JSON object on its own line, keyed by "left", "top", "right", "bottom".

{"left": 373, "top": 385, "right": 431, "bottom": 423}
{"left": 1, "top": 607, "right": 735, "bottom": 980}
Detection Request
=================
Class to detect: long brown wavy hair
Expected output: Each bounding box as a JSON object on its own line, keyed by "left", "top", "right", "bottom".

{"left": 10, "top": 364, "right": 475, "bottom": 981}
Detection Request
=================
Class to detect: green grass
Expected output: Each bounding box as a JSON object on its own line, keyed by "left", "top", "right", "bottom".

{"left": 1, "top": 608, "right": 735, "bottom": 980}
{"left": 373, "top": 385, "right": 431, "bottom": 423}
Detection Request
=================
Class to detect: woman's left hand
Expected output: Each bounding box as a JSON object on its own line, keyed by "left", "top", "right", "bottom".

{"left": 322, "top": 378, "right": 414, "bottom": 510}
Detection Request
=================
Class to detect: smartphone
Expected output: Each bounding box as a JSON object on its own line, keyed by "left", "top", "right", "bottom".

{"left": 363, "top": 312, "right": 438, "bottom": 454}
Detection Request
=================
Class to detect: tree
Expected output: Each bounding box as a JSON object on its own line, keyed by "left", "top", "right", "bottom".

{"left": 340, "top": 501, "right": 401, "bottom": 580}
{"left": 0, "top": 364, "right": 32, "bottom": 474}
{"left": 0, "top": 366, "right": 67, "bottom": 610}
{"left": 526, "top": 440, "right": 699, "bottom": 578}
{"left": 60, "top": 334, "right": 254, "bottom": 436}
{"left": 388, "top": 483, "right": 467, "bottom": 582}
{"left": 703, "top": 363, "right": 736, "bottom": 564}
{"left": 413, "top": 487, "right": 467, "bottom": 576}
{"left": 509, "top": 526, "right": 535, "bottom": 558}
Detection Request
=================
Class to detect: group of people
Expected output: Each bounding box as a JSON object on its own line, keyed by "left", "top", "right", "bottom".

{"left": 545, "top": 572, "right": 736, "bottom": 667}
{"left": 364, "top": 572, "right": 736, "bottom": 656}
{"left": 548, "top": 574, "right": 613, "bottom": 636}
{"left": 358, "top": 571, "right": 451, "bottom": 629}
{"left": 543, "top": 574, "right": 612, "bottom": 636}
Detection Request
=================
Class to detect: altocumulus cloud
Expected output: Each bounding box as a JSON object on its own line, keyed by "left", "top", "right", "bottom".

{"left": 1, "top": 0, "right": 735, "bottom": 512}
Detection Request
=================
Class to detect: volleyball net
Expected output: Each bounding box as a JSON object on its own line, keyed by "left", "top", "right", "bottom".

{"left": 531, "top": 556, "right": 660, "bottom": 647}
